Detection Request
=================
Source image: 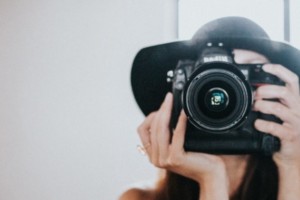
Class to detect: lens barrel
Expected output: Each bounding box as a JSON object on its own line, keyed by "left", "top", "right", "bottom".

{"left": 183, "top": 62, "right": 252, "bottom": 132}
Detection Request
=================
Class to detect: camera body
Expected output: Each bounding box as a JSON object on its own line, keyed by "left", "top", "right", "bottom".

{"left": 169, "top": 46, "right": 282, "bottom": 155}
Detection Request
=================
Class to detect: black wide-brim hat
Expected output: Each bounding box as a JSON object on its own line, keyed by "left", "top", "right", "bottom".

{"left": 131, "top": 16, "right": 300, "bottom": 116}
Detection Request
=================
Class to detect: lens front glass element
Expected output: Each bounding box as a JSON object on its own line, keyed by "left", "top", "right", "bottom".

{"left": 205, "top": 88, "right": 228, "bottom": 112}
{"left": 201, "top": 84, "right": 233, "bottom": 118}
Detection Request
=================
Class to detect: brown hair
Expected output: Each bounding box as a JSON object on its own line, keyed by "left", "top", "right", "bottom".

{"left": 152, "top": 155, "right": 278, "bottom": 200}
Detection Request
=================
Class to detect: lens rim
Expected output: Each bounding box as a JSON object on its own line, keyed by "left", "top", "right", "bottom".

{"left": 183, "top": 62, "right": 252, "bottom": 132}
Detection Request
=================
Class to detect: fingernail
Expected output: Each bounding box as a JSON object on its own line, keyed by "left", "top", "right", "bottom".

{"left": 164, "top": 92, "right": 172, "bottom": 103}
{"left": 180, "top": 109, "right": 186, "bottom": 116}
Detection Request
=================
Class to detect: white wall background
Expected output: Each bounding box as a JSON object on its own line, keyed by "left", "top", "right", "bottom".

{"left": 0, "top": 1, "right": 177, "bottom": 200}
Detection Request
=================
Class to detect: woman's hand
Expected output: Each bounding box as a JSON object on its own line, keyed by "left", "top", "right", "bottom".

{"left": 137, "top": 93, "right": 229, "bottom": 199}
{"left": 254, "top": 64, "right": 300, "bottom": 200}
{"left": 254, "top": 64, "right": 300, "bottom": 167}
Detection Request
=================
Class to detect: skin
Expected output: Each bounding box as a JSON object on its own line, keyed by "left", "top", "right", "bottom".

{"left": 120, "top": 49, "right": 300, "bottom": 200}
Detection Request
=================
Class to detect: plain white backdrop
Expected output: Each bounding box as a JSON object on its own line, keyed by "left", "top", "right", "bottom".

{"left": 0, "top": 1, "right": 299, "bottom": 200}
{"left": 0, "top": 0, "right": 177, "bottom": 200}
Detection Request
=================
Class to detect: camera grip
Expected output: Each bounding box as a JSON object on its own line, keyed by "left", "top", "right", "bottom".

{"left": 184, "top": 122, "right": 280, "bottom": 155}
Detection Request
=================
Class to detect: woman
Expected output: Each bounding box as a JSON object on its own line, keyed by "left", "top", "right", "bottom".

{"left": 121, "top": 17, "right": 300, "bottom": 200}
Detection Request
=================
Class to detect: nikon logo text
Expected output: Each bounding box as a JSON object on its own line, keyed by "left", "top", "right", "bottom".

{"left": 204, "top": 56, "right": 229, "bottom": 63}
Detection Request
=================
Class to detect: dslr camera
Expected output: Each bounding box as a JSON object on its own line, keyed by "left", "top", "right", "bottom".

{"left": 168, "top": 43, "right": 282, "bottom": 155}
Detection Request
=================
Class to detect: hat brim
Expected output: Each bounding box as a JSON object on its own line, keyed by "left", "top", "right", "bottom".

{"left": 131, "top": 38, "right": 300, "bottom": 116}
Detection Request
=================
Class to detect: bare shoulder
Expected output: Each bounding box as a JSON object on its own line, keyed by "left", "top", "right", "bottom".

{"left": 119, "top": 188, "right": 154, "bottom": 200}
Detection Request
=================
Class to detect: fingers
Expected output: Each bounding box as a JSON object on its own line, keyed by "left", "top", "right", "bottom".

{"left": 162, "top": 110, "right": 187, "bottom": 171}
{"left": 137, "top": 92, "right": 175, "bottom": 167}
{"left": 137, "top": 92, "right": 189, "bottom": 171}
{"left": 137, "top": 112, "right": 156, "bottom": 156}
{"left": 172, "top": 110, "right": 188, "bottom": 153}
{"left": 254, "top": 64, "right": 300, "bottom": 165}
{"left": 253, "top": 100, "right": 297, "bottom": 124}
{"left": 151, "top": 92, "right": 173, "bottom": 164}
{"left": 150, "top": 109, "right": 160, "bottom": 163}
{"left": 257, "top": 64, "right": 300, "bottom": 108}
{"left": 263, "top": 64, "right": 299, "bottom": 95}
{"left": 255, "top": 119, "right": 297, "bottom": 142}
{"left": 255, "top": 63, "right": 300, "bottom": 128}
{"left": 255, "top": 84, "right": 300, "bottom": 108}
{"left": 156, "top": 93, "right": 173, "bottom": 162}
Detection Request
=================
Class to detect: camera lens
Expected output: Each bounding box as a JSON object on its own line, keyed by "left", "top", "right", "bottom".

{"left": 204, "top": 87, "right": 229, "bottom": 112}
{"left": 183, "top": 63, "right": 251, "bottom": 132}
